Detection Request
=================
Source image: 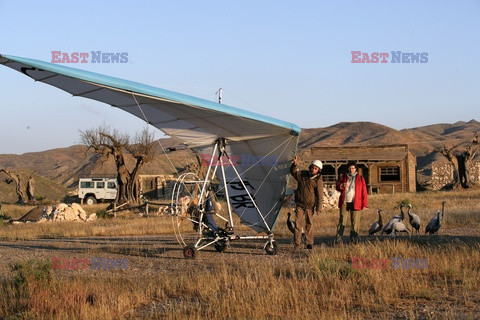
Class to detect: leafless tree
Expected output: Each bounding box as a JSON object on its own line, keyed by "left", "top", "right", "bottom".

{"left": 80, "top": 126, "right": 156, "bottom": 206}
{"left": 437, "top": 132, "right": 479, "bottom": 189}
{"left": 26, "top": 175, "right": 35, "bottom": 202}
{"left": 0, "top": 169, "right": 27, "bottom": 204}
{"left": 462, "top": 132, "right": 479, "bottom": 188}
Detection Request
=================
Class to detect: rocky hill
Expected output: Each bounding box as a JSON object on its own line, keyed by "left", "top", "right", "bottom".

{"left": 1, "top": 120, "right": 478, "bottom": 203}
{"left": 299, "top": 122, "right": 411, "bottom": 149}
{"left": 0, "top": 139, "right": 195, "bottom": 203}
{"left": 299, "top": 119, "right": 480, "bottom": 154}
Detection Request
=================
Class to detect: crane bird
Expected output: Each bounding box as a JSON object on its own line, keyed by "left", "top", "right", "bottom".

{"left": 407, "top": 204, "right": 421, "bottom": 235}
{"left": 286, "top": 212, "right": 306, "bottom": 244}
{"left": 368, "top": 209, "right": 383, "bottom": 235}
{"left": 425, "top": 201, "right": 446, "bottom": 235}
{"left": 381, "top": 204, "right": 405, "bottom": 235}
{"left": 390, "top": 221, "right": 410, "bottom": 237}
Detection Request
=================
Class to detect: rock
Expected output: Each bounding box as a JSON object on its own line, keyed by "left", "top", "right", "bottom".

{"left": 17, "top": 206, "right": 45, "bottom": 222}
{"left": 63, "top": 207, "right": 77, "bottom": 221}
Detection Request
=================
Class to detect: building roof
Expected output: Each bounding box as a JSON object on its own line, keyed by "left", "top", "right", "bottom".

{"left": 308, "top": 144, "right": 413, "bottom": 162}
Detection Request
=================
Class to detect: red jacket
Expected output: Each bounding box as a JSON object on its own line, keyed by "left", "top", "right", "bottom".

{"left": 336, "top": 173, "right": 368, "bottom": 211}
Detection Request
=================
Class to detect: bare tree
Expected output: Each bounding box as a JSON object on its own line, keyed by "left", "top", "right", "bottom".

{"left": 437, "top": 132, "right": 479, "bottom": 189}
{"left": 80, "top": 126, "right": 156, "bottom": 206}
{"left": 461, "top": 132, "right": 479, "bottom": 188}
{"left": 26, "top": 175, "right": 36, "bottom": 202}
{"left": 0, "top": 169, "right": 26, "bottom": 204}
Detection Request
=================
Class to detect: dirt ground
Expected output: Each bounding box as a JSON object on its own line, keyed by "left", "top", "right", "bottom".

{"left": 1, "top": 229, "right": 478, "bottom": 277}
{"left": 1, "top": 232, "right": 479, "bottom": 319}
{"left": 0, "top": 234, "right": 300, "bottom": 277}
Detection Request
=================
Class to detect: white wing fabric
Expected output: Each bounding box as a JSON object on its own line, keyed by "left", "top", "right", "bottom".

{"left": 0, "top": 54, "right": 300, "bottom": 232}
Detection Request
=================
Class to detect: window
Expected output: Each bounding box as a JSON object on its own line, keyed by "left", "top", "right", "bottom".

{"left": 96, "top": 182, "right": 105, "bottom": 189}
{"left": 80, "top": 181, "right": 94, "bottom": 188}
{"left": 380, "top": 166, "right": 400, "bottom": 181}
{"left": 107, "top": 181, "right": 116, "bottom": 189}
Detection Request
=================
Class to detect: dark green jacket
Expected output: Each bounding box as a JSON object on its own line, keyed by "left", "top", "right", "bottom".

{"left": 290, "top": 163, "right": 323, "bottom": 211}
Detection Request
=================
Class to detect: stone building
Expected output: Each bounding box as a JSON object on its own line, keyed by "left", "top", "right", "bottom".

{"left": 426, "top": 160, "right": 480, "bottom": 190}
{"left": 138, "top": 174, "right": 176, "bottom": 199}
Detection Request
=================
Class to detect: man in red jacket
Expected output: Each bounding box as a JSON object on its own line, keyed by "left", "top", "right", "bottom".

{"left": 335, "top": 161, "right": 368, "bottom": 243}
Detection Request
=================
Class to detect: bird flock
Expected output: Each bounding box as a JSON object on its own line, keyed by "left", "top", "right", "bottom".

{"left": 368, "top": 201, "right": 446, "bottom": 237}
{"left": 286, "top": 201, "right": 447, "bottom": 240}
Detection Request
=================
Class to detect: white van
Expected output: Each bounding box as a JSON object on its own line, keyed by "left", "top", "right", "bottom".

{"left": 78, "top": 178, "right": 117, "bottom": 205}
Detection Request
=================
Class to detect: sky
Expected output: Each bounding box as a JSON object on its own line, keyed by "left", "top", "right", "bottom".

{"left": 1, "top": 0, "right": 479, "bottom": 154}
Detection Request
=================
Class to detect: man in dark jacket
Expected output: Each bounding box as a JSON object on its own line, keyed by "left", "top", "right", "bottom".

{"left": 290, "top": 156, "right": 323, "bottom": 250}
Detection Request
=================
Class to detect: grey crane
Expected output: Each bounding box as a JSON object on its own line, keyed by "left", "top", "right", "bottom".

{"left": 425, "top": 211, "right": 441, "bottom": 235}
{"left": 390, "top": 221, "right": 410, "bottom": 237}
{"left": 382, "top": 204, "right": 405, "bottom": 235}
{"left": 425, "top": 201, "right": 446, "bottom": 235}
{"left": 407, "top": 204, "right": 421, "bottom": 235}
{"left": 368, "top": 209, "right": 383, "bottom": 235}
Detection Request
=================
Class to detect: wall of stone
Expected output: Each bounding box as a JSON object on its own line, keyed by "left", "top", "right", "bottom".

{"left": 139, "top": 174, "right": 176, "bottom": 199}
{"left": 428, "top": 161, "right": 480, "bottom": 190}
{"left": 470, "top": 161, "right": 480, "bottom": 184}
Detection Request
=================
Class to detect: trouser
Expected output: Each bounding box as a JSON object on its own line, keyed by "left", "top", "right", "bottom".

{"left": 294, "top": 206, "right": 314, "bottom": 246}
{"left": 335, "top": 202, "right": 360, "bottom": 240}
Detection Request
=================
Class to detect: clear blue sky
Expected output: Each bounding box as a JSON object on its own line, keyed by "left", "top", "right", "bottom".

{"left": 1, "top": 0, "right": 479, "bottom": 154}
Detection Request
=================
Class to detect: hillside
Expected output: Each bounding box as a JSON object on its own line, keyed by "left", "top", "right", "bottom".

{"left": 1, "top": 120, "right": 478, "bottom": 203}
{"left": 299, "top": 122, "right": 411, "bottom": 149}
{"left": 0, "top": 139, "right": 196, "bottom": 203}
{"left": 299, "top": 120, "right": 479, "bottom": 162}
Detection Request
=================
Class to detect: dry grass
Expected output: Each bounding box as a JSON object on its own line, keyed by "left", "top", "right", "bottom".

{"left": 0, "top": 208, "right": 174, "bottom": 241}
{"left": 1, "top": 189, "right": 480, "bottom": 319}
{"left": 1, "top": 242, "right": 479, "bottom": 319}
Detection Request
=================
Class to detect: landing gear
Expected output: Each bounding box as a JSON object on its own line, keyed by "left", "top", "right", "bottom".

{"left": 264, "top": 240, "right": 278, "bottom": 256}
{"left": 214, "top": 240, "right": 228, "bottom": 252}
{"left": 172, "top": 139, "right": 280, "bottom": 259}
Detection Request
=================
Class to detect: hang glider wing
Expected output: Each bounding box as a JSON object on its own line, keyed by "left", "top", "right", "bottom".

{"left": 0, "top": 54, "right": 301, "bottom": 232}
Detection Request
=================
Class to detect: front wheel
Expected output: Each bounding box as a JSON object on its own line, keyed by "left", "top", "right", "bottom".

{"left": 264, "top": 241, "right": 278, "bottom": 255}
{"left": 85, "top": 196, "right": 97, "bottom": 205}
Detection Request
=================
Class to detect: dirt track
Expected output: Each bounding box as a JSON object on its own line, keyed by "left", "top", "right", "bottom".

{"left": 1, "top": 230, "right": 479, "bottom": 278}
{"left": 0, "top": 234, "right": 301, "bottom": 277}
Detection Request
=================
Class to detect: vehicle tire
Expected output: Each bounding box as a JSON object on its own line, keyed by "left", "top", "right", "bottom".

{"left": 85, "top": 196, "right": 97, "bottom": 205}
{"left": 183, "top": 245, "right": 197, "bottom": 259}
{"left": 264, "top": 241, "right": 278, "bottom": 255}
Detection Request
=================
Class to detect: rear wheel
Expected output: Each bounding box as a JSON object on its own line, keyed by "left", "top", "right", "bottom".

{"left": 85, "top": 196, "right": 97, "bottom": 205}
{"left": 171, "top": 173, "right": 205, "bottom": 248}
{"left": 183, "top": 245, "right": 197, "bottom": 259}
